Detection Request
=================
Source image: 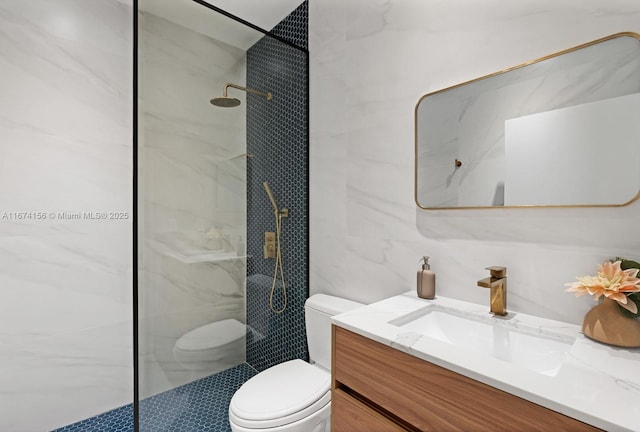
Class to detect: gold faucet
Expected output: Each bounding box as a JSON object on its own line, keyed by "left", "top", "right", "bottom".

{"left": 477, "top": 266, "right": 507, "bottom": 316}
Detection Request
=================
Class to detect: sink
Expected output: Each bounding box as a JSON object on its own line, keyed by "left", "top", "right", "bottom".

{"left": 389, "top": 306, "right": 575, "bottom": 376}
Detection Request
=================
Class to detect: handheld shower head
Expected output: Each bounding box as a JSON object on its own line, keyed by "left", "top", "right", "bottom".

{"left": 263, "top": 181, "right": 279, "bottom": 213}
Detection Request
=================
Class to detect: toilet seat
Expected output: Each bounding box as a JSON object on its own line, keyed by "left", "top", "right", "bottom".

{"left": 229, "top": 359, "right": 331, "bottom": 429}
{"left": 175, "top": 319, "right": 245, "bottom": 351}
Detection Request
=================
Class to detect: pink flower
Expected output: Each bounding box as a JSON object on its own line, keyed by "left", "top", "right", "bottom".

{"left": 565, "top": 260, "right": 640, "bottom": 314}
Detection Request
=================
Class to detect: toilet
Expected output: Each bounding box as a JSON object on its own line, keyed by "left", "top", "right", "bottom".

{"left": 228, "top": 294, "right": 363, "bottom": 432}
{"left": 173, "top": 318, "right": 246, "bottom": 372}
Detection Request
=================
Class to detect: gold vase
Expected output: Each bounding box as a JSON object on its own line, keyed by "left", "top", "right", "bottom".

{"left": 582, "top": 298, "right": 640, "bottom": 348}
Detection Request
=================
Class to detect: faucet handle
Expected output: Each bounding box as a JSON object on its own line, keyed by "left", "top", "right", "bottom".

{"left": 485, "top": 266, "right": 506, "bottom": 278}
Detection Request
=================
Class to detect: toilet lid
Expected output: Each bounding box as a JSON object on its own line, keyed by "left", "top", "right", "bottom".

{"left": 229, "top": 359, "right": 331, "bottom": 429}
{"left": 175, "top": 319, "right": 245, "bottom": 351}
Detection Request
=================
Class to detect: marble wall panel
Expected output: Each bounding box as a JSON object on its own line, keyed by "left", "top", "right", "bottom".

{"left": 309, "top": 0, "right": 349, "bottom": 298}
{"left": 310, "top": 0, "right": 640, "bottom": 326}
{"left": 0, "top": 1, "right": 133, "bottom": 430}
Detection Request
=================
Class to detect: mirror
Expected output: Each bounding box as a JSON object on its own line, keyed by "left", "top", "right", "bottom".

{"left": 415, "top": 32, "right": 640, "bottom": 209}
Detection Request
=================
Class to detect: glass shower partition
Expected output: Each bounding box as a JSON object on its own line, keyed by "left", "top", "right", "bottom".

{"left": 137, "top": 0, "right": 309, "bottom": 430}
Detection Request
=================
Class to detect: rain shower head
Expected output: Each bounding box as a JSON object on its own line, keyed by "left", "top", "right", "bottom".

{"left": 210, "top": 96, "right": 241, "bottom": 108}
{"left": 210, "top": 82, "right": 272, "bottom": 108}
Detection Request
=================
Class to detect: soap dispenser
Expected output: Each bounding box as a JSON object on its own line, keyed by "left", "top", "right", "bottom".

{"left": 417, "top": 256, "right": 436, "bottom": 299}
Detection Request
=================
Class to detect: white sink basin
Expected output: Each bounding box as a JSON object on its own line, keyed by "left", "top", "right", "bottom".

{"left": 389, "top": 306, "right": 575, "bottom": 376}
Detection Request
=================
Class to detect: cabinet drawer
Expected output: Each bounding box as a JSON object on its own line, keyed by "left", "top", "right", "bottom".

{"left": 332, "top": 388, "right": 407, "bottom": 432}
{"left": 333, "top": 325, "right": 600, "bottom": 432}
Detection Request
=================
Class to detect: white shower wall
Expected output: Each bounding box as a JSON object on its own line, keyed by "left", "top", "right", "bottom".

{"left": 138, "top": 11, "right": 247, "bottom": 398}
{"left": 0, "top": 1, "right": 133, "bottom": 431}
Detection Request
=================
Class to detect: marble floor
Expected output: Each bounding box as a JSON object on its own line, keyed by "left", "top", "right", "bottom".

{"left": 54, "top": 363, "right": 257, "bottom": 432}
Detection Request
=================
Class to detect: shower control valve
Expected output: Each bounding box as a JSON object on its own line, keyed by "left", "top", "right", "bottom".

{"left": 264, "top": 232, "right": 276, "bottom": 259}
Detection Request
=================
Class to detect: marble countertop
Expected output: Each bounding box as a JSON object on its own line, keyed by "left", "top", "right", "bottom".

{"left": 332, "top": 292, "right": 640, "bottom": 432}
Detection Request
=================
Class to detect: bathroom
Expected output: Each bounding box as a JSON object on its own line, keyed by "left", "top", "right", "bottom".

{"left": 1, "top": 0, "right": 639, "bottom": 431}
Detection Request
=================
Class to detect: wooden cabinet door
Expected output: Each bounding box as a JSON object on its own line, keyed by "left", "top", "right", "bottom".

{"left": 333, "top": 325, "right": 601, "bottom": 432}
{"left": 332, "top": 388, "right": 407, "bottom": 432}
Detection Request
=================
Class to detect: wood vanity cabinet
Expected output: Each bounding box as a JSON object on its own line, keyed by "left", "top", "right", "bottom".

{"left": 331, "top": 325, "right": 602, "bottom": 432}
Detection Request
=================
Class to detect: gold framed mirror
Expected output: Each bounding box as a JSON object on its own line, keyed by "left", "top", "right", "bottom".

{"left": 415, "top": 32, "right": 640, "bottom": 210}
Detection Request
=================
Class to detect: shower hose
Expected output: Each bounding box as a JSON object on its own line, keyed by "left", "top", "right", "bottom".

{"left": 269, "top": 209, "right": 287, "bottom": 314}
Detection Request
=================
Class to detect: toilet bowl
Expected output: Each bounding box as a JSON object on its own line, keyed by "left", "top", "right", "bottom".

{"left": 229, "top": 359, "right": 331, "bottom": 432}
{"left": 228, "top": 294, "right": 363, "bottom": 432}
{"left": 173, "top": 318, "right": 245, "bottom": 372}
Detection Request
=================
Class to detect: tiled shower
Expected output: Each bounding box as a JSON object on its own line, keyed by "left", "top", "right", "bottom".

{"left": 0, "top": 1, "right": 308, "bottom": 431}
{"left": 137, "top": 0, "right": 309, "bottom": 430}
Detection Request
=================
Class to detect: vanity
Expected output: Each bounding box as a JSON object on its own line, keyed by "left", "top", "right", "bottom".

{"left": 331, "top": 293, "right": 640, "bottom": 431}
{"left": 331, "top": 32, "right": 640, "bottom": 431}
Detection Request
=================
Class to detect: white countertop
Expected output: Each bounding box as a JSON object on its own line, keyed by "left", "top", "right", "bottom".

{"left": 332, "top": 292, "right": 640, "bottom": 432}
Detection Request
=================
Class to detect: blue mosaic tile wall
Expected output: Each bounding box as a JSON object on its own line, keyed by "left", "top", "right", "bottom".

{"left": 270, "top": 1, "right": 308, "bottom": 50}
{"left": 54, "top": 364, "right": 256, "bottom": 432}
{"left": 245, "top": 1, "right": 309, "bottom": 372}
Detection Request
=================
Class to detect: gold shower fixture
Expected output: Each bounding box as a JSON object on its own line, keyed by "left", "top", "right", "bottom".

{"left": 210, "top": 83, "right": 273, "bottom": 108}
{"left": 263, "top": 181, "right": 288, "bottom": 218}
{"left": 263, "top": 181, "right": 288, "bottom": 314}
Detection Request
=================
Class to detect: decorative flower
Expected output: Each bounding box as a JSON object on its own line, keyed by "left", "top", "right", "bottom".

{"left": 565, "top": 260, "right": 640, "bottom": 314}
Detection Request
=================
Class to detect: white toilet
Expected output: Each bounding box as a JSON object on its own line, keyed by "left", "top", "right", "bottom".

{"left": 228, "top": 294, "right": 363, "bottom": 432}
{"left": 173, "top": 318, "right": 246, "bottom": 372}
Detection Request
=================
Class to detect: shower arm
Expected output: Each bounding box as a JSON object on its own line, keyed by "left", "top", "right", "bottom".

{"left": 224, "top": 83, "right": 273, "bottom": 101}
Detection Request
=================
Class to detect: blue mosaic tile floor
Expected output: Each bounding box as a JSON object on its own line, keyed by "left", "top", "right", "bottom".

{"left": 53, "top": 404, "right": 133, "bottom": 432}
{"left": 54, "top": 363, "right": 257, "bottom": 432}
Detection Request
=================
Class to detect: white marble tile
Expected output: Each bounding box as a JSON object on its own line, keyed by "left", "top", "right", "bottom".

{"left": 309, "top": 0, "right": 640, "bottom": 336}
{"left": 309, "top": 0, "right": 348, "bottom": 296}
{"left": 0, "top": 316, "right": 133, "bottom": 431}
{"left": 346, "top": 154, "right": 418, "bottom": 241}
{"left": 343, "top": 236, "right": 420, "bottom": 304}
{"left": 0, "top": 1, "right": 133, "bottom": 430}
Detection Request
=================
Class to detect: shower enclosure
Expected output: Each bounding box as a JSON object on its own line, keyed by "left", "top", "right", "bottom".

{"left": 137, "top": 0, "right": 308, "bottom": 430}
{"left": 138, "top": 0, "right": 250, "bottom": 397}
{"left": 0, "top": 0, "right": 306, "bottom": 430}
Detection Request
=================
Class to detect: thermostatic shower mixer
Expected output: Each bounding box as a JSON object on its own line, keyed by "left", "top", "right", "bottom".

{"left": 264, "top": 232, "right": 276, "bottom": 259}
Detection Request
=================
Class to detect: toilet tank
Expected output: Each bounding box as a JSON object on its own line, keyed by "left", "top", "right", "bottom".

{"left": 305, "top": 294, "right": 363, "bottom": 371}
